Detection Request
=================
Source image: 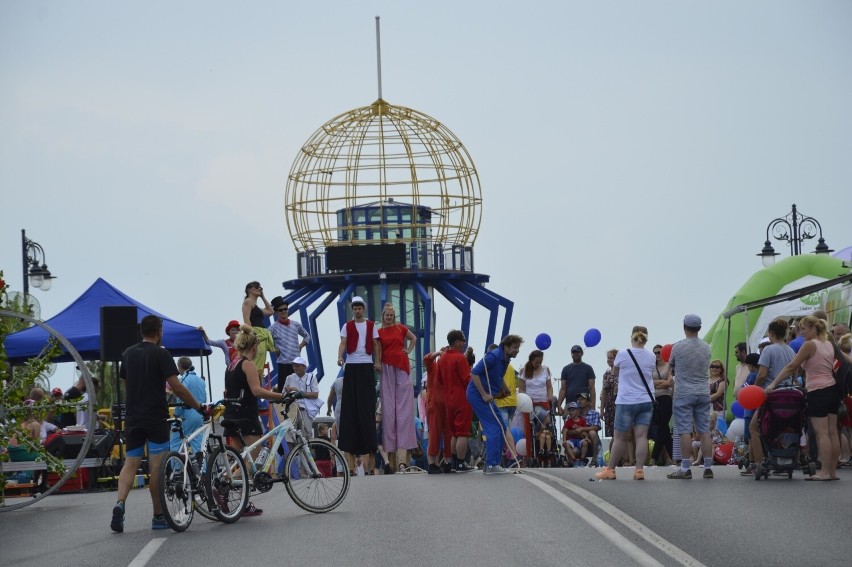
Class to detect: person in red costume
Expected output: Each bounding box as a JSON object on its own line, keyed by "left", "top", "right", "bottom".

{"left": 423, "top": 348, "right": 453, "bottom": 473}
{"left": 440, "top": 329, "right": 476, "bottom": 473}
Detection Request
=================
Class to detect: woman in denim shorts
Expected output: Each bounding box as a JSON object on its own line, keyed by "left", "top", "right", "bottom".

{"left": 595, "top": 326, "right": 656, "bottom": 481}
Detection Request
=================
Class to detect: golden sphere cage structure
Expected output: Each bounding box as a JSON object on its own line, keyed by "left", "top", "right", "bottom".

{"left": 285, "top": 98, "right": 482, "bottom": 277}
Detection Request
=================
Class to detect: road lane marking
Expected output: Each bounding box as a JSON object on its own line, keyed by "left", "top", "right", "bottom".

{"left": 518, "top": 473, "right": 665, "bottom": 567}
{"left": 127, "top": 538, "right": 167, "bottom": 567}
{"left": 523, "top": 470, "right": 706, "bottom": 567}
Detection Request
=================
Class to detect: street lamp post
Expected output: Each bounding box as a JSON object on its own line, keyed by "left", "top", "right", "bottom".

{"left": 756, "top": 204, "right": 833, "bottom": 267}
{"left": 22, "top": 229, "right": 57, "bottom": 297}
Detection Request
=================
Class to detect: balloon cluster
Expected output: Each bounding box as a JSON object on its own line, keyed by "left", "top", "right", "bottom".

{"left": 534, "top": 328, "right": 603, "bottom": 351}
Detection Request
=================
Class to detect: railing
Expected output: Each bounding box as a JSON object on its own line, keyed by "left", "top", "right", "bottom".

{"left": 297, "top": 244, "right": 475, "bottom": 278}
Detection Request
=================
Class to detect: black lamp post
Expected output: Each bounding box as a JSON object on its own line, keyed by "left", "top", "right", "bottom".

{"left": 757, "top": 204, "right": 833, "bottom": 268}
{"left": 22, "top": 229, "right": 57, "bottom": 296}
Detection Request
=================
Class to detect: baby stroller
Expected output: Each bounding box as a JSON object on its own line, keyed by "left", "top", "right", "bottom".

{"left": 754, "top": 388, "right": 813, "bottom": 480}
{"left": 529, "top": 405, "right": 564, "bottom": 467}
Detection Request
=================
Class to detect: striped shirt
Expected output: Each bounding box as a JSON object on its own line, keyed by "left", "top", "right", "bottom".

{"left": 269, "top": 318, "right": 311, "bottom": 364}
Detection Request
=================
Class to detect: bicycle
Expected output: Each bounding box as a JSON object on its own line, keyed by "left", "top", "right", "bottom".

{"left": 158, "top": 400, "right": 250, "bottom": 531}
{"left": 222, "top": 390, "right": 349, "bottom": 514}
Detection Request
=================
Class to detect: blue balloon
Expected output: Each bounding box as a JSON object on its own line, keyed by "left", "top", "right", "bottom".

{"left": 583, "top": 328, "right": 601, "bottom": 348}
{"left": 731, "top": 400, "right": 745, "bottom": 419}
{"left": 535, "top": 333, "right": 552, "bottom": 350}
{"left": 510, "top": 427, "right": 523, "bottom": 443}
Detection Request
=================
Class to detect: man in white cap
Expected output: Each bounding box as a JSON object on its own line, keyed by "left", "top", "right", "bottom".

{"left": 282, "top": 356, "right": 320, "bottom": 435}
{"left": 337, "top": 296, "right": 381, "bottom": 471}
{"left": 667, "top": 314, "right": 713, "bottom": 479}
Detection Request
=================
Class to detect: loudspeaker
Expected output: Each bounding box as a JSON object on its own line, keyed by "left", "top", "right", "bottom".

{"left": 100, "top": 306, "right": 139, "bottom": 361}
{"left": 326, "top": 243, "right": 407, "bottom": 272}
{"left": 45, "top": 433, "right": 86, "bottom": 458}
{"left": 89, "top": 430, "right": 117, "bottom": 458}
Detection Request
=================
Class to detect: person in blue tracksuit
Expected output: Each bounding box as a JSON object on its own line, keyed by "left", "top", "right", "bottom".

{"left": 466, "top": 335, "right": 523, "bottom": 475}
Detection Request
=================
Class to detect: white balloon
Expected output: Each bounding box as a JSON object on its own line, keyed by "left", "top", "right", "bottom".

{"left": 726, "top": 418, "right": 745, "bottom": 441}
{"left": 516, "top": 392, "right": 533, "bottom": 413}
{"left": 516, "top": 438, "right": 527, "bottom": 457}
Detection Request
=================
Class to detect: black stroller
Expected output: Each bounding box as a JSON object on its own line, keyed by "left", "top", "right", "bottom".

{"left": 528, "top": 405, "right": 564, "bottom": 467}
{"left": 754, "top": 388, "right": 815, "bottom": 480}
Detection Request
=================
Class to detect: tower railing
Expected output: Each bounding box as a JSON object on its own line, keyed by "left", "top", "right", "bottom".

{"left": 296, "top": 244, "right": 475, "bottom": 278}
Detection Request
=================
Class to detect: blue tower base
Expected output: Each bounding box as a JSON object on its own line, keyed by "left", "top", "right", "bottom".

{"left": 278, "top": 270, "right": 513, "bottom": 387}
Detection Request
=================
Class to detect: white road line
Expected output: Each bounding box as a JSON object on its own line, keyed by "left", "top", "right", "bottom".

{"left": 127, "top": 538, "right": 167, "bottom": 567}
{"left": 518, "top": 473, "right": 665, "bottom": 567}
{"left": 523, "top": 470, "right": 707, "bottom": 567}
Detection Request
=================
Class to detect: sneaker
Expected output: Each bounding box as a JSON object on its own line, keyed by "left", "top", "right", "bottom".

{"left": 634, "top": 470, "right": 645, "bottom": 480}
{"left": 703, "top": 468, "right": 714, "bottom": 479}
{"left": 740, "top": 465, "right": 756, "bottom": 476}
{"left": 454, "top": 462, "right": 476, "bottom": 473}
{"left": 151, "top": 515, "right": 169, "bottom": 530}
{"left": 242, "top": 502, "right": 263, "bottom": 517}
{"left": 594, "top": 468, "right": 616, "bottom": 480}
{"left": 483, "top": 465, "right": 511, "bottom": 475}
{"left": 110, "top": 501, "right": 125, "bottom": 533}
{"left": 441, "top": 462, "right": 453, "bottom": 474}
{"left": 427, "top": 464, "right": 443, "bottom": 475}
{"left": 667, "top": 469, "right": 692, "bottom": 479}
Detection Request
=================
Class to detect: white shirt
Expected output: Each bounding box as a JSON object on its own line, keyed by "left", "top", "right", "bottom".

{"left": 340, "top": 320, "right": 379, "bottom": 364}
{"left": 614, "top": 347, "right": 657, "bottom": 405}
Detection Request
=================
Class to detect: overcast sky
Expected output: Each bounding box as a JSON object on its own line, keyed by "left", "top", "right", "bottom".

{"left": 2, "top": 1, "right": 850, "bottom": 405}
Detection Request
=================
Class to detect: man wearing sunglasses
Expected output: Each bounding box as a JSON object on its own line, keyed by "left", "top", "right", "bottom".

{"left": 269, "top": 296, "right": 312, "bottom": 392}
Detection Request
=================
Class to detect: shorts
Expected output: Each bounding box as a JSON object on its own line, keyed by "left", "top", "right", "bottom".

{"left": 614, "top": 402, "right": 654, "bottom": 432}
{"left": 806, "top": 385, "right": 840, "bottom": 418}
{"left": 565, "top": 438, "right": 584, "bottom": 450}
{"left": 222, "top": 415, "right": 264, "bottom": 439}
{"left": 447, "top": 400, "right": 473, "bottom": 437}
{"left": 673, "top": 394, "right": 712, "bottom": 435}
{"left": 125, "top": 420, "right": 170, "bottom": 457}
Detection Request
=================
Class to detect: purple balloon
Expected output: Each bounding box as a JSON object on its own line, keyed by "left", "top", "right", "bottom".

{"left": 583, "top": 328, "right": 601, "bottom": 348}
{"left": 535, "top": 333, "right": 552, "bottom": 350}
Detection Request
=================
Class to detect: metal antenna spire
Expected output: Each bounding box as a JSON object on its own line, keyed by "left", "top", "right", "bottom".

{"left": 375, "top": 16, "right": 383, "bottom": 100}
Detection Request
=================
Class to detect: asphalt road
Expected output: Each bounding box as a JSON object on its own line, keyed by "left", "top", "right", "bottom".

{"left": 2, "top": 464, "right": 850, "bottom": 567}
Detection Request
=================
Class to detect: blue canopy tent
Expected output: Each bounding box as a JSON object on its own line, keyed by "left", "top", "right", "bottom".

{"left": 4, "top": 277, "right": 211, "bottom": 363}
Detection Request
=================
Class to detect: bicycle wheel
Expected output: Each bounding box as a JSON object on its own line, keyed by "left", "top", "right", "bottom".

{"left": 284, "top": 439, "right": 349, "bottom": 513}
{"left": 205, "top": 445, "right": 250, "bottom": 523}
{"left": 180, "top": 452, "right": 218, "bottom": 522}
{"left": 158, "top": 451, "right": 194, "bottom": 532}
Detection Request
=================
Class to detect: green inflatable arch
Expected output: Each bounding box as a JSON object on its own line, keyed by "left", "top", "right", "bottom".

{"left": 703, "top": 254, "right": 850, "bottom": 412}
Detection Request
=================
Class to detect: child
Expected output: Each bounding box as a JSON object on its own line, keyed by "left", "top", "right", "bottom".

{"left": 533, "top": 407, "right": 554, "bottom": 460}
{"left": 561, "top": 402, "right": 588, "bottom": 466}
{"left": 740, "top": 353, "right": 761, "bottom": 476}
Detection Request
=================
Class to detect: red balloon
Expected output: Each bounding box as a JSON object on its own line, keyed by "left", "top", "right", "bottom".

{"left": 660, "top": 344, "right": 673, "bottom": 362}
{"left": 738, "top": 385, "right": 766, "bottom": 411}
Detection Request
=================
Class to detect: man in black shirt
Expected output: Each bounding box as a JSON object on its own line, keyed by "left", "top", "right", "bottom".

{"left": 110, "top": 315, "right": 207, "bottom": 533}
{"left": 556, "top": 345, "right": 597, "bottom": 414}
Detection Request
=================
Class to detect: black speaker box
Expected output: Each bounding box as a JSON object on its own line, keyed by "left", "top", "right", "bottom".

{"left": 89, "top": 430, "right": 117, "bottom": 458}
{"left": 45, "top": 433, "right": 86, "bottom": 459}
{"left": 100, "top": 306, "right": 139, "bottom": 361}
{"left": 326, "top": 243, "right": 407, "bottom": 272}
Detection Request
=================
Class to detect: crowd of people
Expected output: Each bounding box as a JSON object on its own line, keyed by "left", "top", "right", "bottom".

{"left": 7, "top": 277, "right": 851, "bottom": 532}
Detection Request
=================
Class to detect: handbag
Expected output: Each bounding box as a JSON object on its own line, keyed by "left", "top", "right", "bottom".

{"left": 627, "top": 349, "right": 658, "bottom": 409}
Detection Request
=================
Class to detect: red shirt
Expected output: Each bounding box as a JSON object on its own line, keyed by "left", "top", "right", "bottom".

{"left": 424, "top": 353, "right": 445, "bottom": 410}
{"left": 378, "top": 324, "right": 410, "bottom": 373}
{"left": 562, "top": 416, "right": 587, "bottom": 437}
{"left": 438, "top": 349, "right": 470, "bottom": 402}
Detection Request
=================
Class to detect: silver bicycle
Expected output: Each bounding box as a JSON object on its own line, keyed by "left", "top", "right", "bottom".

{"left": 223, "top": 391, "right": 349, "bottom": 514}
{"left": 159, "top": 400, "right": 249, "bottom": 531}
